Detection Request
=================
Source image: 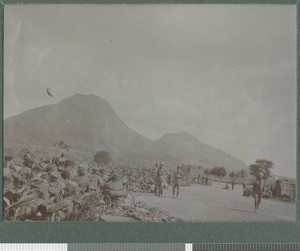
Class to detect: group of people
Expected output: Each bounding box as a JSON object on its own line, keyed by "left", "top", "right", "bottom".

{"left": 224, "top": 178, "right": 235, "bottom": 190}
{"left": 154, "top": 163, "right": 184, "bottom": 197}
{"left": 197, "top": 174, "right": 213, "bottom": 186}
{"left": 243, "top": 174, "right": 282, "bottom": 212}
{"left": 6, "top": 147, "right": 284, "bottom": 219}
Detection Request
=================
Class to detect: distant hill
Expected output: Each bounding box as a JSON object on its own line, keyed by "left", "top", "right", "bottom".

{"left": 4, "top": 94, "right": 248, "bottom": 170}
{"left": 153, "top": 132, "right": 248, "bottom": 169}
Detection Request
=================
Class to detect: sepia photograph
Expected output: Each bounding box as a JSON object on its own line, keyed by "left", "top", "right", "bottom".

{"left": 3, "top": 4, "right": 296, "bottom": 222}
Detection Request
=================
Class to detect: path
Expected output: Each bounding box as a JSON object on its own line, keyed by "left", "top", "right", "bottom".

{"left": 134, "top": 183, "right": 295, "bottom": 221}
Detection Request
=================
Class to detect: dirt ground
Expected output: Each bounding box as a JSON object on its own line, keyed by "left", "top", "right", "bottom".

{"left": 135, "top": 183, "right": 295, "bottom": 222}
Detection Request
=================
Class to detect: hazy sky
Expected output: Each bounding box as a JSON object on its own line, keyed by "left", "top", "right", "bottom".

{"left": 4, "top": 4, "right": 296, "bottom": 177}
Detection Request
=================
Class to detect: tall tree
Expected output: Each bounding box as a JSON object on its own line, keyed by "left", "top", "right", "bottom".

{"left": 217, "top": 167, "right": 227, "bottom": 177}
{"left": 229, "top": 172, "right": 235, "bottom": 178}
{"left": 94, "top": 151, "right": 111, "bottom": 166}
{"left": 249, "top": 159, "right": 274, "bottom": 180}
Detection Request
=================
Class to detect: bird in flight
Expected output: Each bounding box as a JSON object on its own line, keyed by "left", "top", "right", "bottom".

{"left": 46, "top": 88, "right": 53, "bottom": 97}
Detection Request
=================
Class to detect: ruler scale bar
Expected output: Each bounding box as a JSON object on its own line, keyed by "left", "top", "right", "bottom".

{"left": 193, "top": 243, "right": 300, "bottom": 251}
{"left": 0, "top": 244, "right": 68, "bottom": 251}
{"left": 69, "top": 243, "right": 185, "bottom": 251}
{"left": 0, "top": 243, "right": 299, "bottom": 250}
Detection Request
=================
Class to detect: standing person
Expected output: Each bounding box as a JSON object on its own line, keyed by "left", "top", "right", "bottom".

{"left": 208, "top": 176, "right": 213, "bottom": 186}
{"left": 198, "top": 174, "right": 201, "bottom": 184}
{"left": 205, "top": 176, "right": 209, "bottom": 185}
{"left": 242, "top": 179, "right": 246, "bottom": 196}
{"left": 156, "top": 163, "right": 165, "bottom": 197}
{"left": 273, "top": 177, "right": 282, "bottom": 197}
{"left": 173, "top": 165, "right": 183, "bottom": 197}
{"left": 153, "top": 163, "right": 159, "bottom": 195}
{"left": 252, "top": 174, "right": 263, "bottom": 212}
{"left": 262, "top": 181, "right": 270, "bottom": 198}
{"left": 231, "top": 177, "right": 235, "bottom": 190}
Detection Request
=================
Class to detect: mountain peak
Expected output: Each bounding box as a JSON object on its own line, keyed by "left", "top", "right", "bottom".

{"left": 61, "top": 93, "right": 109, "bottom": 103}
{"left": 4, "top": 93, "right": 149, "bottom": 152}
{"left": 58, "top": 93, "right": 116, "bottom": 114}
{"left": 71, "top": 93, "right": 98, "bottom": 98}
{"left": 4, "top": 94, "right": 248, "bottom": 171}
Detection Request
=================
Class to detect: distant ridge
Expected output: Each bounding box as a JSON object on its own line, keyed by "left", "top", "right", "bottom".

{"left": 4, "top": 93, "right": 248, "bottom": 170}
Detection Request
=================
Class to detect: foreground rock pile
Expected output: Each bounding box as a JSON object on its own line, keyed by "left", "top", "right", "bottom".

{"left": 3, "top": 150, "right": 180, "bottom": 222}
{"left": 122, "top": 168, "right": 157, "bottom": 193}
{"left": 66, "top": 192, "right": 180, "bottom": 222}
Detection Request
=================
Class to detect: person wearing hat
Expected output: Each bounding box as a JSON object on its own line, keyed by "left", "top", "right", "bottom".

{"left": 252, "top": 173, "right": 263, "bottom": 212}
{"left": 155, "top": 163, "right": 166, "bottom": 197}
{"left": 242, "top": 179, "right": 247, "bottom": 196}
{"left": 173, "top": 165, "right": 184, "bottom": 197}
{"left": 153, "top": 163, "right": 159, "bottom": 195}
{"left": 231, "top": 177, "right": 235, "bottom": 191}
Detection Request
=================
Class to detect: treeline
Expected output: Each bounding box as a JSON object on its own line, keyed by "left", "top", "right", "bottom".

{"left": 203, "top": 167, "right": 246, "bottom": 179}
{"left": 180, "top": 159, "right": 275, "bottom": 181}
{"left": 204, "top": 166, "right": 227, "bottom": 177}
